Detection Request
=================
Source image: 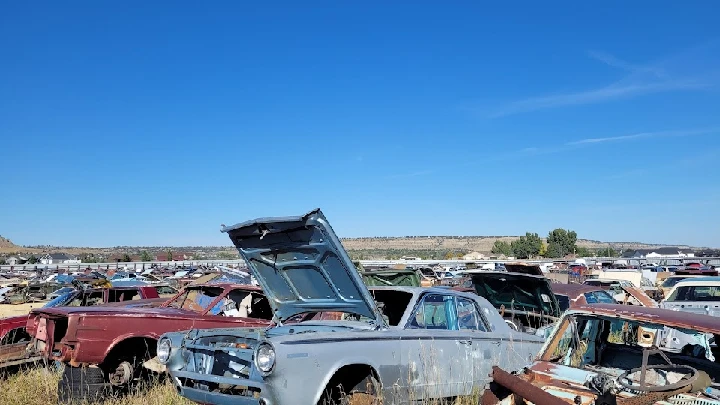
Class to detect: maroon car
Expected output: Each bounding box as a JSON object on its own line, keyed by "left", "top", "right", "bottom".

{"left": 551, "top": 283, "right": 615, "bottom": 311}
{"left": 27, "top": 283, "right": 272, "bottom": 400}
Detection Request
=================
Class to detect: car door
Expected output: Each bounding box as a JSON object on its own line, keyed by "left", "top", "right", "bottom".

{"left": 401, "top": 293, "right": 475, "bottom": 400}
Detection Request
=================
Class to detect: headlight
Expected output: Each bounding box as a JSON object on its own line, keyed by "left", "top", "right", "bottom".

{"left": 254, "top": 342, "right": 275, "bottom": 375}
{"left": 157, "top": 338, "right": 172, "bottom": 364}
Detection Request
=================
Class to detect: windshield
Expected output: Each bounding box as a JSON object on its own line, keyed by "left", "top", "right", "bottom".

{"left": 662, "top": 277, "right": 689, "bottom": 287}
{"left": 167, "top": 287, "right": 272, "bottom": 318}
{"left": 468, "top": 273, "right": 560, "bottom": 317}
{"left": 43, "top": 291, "right": 77, "bottom": 308}
{"left": 168, "top": 286, "right": 226, "bottom": 313}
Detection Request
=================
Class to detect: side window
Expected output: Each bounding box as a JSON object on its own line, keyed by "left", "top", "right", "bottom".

{"left": 456, "top": 297, "right": 487, "bottom": 331}
{"left": 409, "top": 294, "right": 454, "bottom": 330}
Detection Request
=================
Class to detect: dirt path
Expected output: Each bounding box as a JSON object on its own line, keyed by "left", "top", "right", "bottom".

{"left": 0, "top": 303, "right": 45, "bottom": 317}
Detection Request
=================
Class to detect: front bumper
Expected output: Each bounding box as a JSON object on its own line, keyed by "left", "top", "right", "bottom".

{"left": 171, "top": 370, "right": 272, "bottom": 405}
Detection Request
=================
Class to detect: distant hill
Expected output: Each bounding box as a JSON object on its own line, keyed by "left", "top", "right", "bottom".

{"left": 340, "top": 236, "right": 698, "bottom": 253}
{"left": 0, "top": 233, "right": 706, "bottom": 261}
{"left": 0, "top": 236, "right": 41, "bottom": 254}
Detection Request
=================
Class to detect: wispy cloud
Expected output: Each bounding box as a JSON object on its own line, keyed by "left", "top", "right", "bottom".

{"left": 486, "top": 42, "right": 719, "bottom": 118}
{"left": 566, "top": 128, "right": 718, "bottom": 146}
{"left": 587, "top": 50, "right": 668, "bottom": 79}
{"left": 489, "top": 80, "right": 708, "bottom": 118}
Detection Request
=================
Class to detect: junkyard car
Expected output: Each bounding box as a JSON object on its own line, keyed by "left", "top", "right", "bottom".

{"left": 583, "top": 278, "right": 659, "bottom": 307}
{"left": 661, "top": 276, "right": 720, "bottom": 317}
{"left": 551, "top": 283, "right": 616, "bottom": 311}
{"left": 27, "top": 282, "right": 273, "bottom": 402}
{"left": 454, "top": 263, "right": 562, "bottom": 333}
{"left": 482, "top": 304, "right": 720, "bottom": 405}
{"left": 160, "top": 209, "right": 544, "bottom": 405}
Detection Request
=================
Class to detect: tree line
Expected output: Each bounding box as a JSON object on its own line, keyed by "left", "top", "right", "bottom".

{"left": 491, "top": 228, "right": 620, "bottom": 259}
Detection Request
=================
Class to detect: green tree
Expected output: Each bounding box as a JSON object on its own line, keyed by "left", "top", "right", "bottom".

{"left": 491, "top": 241, "right": 512, "bottom": 256}
{"left": 511, "top": 232, "right": 542, "bottom": 259}
{"left": 166, "top": 249, "right": 173, "bottom": 261}
{"left": 597, "top": 247, "right": 617, "bottom": 257}
{"left": 0, "top": 258, "right": 6, "bottom": 265}
{"left": 140, "top": 250, "right": 153, "bottom": 261}
{"left": 576, "top": 247, "right": 593, "bottom": 257}
{"left": 546, "top": 228, "right": 578, "bottom": 258}
{"left": 122, "top": 254, "right": 132, "bottom": 262}
{"left": 28, "top": 255, "right": 39, "bottom": 264}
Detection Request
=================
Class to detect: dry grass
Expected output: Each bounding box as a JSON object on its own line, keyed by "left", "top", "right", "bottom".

{"left": 0, "top": 368, "right": 193, "bottom": 405}
{"left": 0, "top": 302, "right": 43, "bottom": 317}
{"left": 1, "top": 367, "right": 481, "bottom": 405}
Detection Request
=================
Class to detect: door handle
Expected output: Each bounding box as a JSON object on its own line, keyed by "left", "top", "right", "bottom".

{"left": 459, "top": 340, "right": 472, "bottom": 345}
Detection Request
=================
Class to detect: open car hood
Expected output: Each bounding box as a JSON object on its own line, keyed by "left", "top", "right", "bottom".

{"left": 222, "top": 209, "right": 385, "bottom": 326}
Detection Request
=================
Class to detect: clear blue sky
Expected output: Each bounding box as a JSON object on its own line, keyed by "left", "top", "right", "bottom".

{"left": 2, "top": 2, "right": 719, "bottom": 248}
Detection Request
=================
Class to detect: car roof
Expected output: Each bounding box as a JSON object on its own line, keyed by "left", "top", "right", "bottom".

{"left": 570, "top": 304, "right": 720, "bottom": 335}
{"left": 551, "top": 283, "right": 603, "bottom": 296}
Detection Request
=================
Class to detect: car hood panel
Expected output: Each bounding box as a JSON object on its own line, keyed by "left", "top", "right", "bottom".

{"left": 222, "top": 209, "right": 383, "bottom": 325}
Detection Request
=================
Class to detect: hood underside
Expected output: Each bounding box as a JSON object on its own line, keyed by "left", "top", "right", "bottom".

{"left": 222, "top": 209, "right": 384, "bottom": 325}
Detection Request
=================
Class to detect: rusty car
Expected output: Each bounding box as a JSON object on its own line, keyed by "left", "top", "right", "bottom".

{"left": 159, "top": 209, "right": 545, "bottom": 405}
{"left": 27, "top": 282, "right": 273, "bottom": 402}
{"left": 482, "top": 304, "right": 720, "bottom": 405}
{"left": 550, "top": 283, "right": 616, "bottom": 311}
{"left": 583, "top": 278, "right": 659, "bottom": 307}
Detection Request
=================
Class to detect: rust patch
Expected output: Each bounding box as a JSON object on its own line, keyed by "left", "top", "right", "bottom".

{"left": 483, "top": 366, "right": 570, "bottom": 405}
{"left": 623, "top": 287, "right": 658, "bottom": 308}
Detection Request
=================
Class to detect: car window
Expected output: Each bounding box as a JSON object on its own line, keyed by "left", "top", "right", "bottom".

{"left": 108, "top": 289, "right": 141, "bottom": 302}
{"left": 409, "top": 294, "right": 454, "bottom": 330}
{"left": 69, "top": 291, "right": 104, "bottom": 306}
{"left": 456, "top": 297, "right": 487, "bottom": 331}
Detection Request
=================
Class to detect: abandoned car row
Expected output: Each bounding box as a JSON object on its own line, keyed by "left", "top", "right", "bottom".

{"left": 1, "top": 209, "right": 719, "bottom": 404}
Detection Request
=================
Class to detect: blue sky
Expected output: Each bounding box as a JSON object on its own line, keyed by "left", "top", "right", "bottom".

{"left": 2, "top": 2, "right": 719, "bottom": 248}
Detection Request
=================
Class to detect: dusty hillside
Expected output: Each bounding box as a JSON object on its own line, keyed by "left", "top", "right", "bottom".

{"left": 0, "top": 236, "right": 41, "bottom": 254}
{"left": 341, "top": 236, "right": 696, "bottom": 254}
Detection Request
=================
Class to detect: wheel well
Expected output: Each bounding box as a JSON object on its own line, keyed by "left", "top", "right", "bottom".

{"left": 0, "top": 327, "right": 31, "bottom": 345}
{"left": 318, "top": 364, "right": 380, "bottom": 405}
{"left": 103, "top": 337, "right": 157, "bottom": 367}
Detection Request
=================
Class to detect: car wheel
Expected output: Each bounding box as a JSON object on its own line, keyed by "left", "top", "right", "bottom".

{"left": 57, "top": 365, "right": 108, "bottom": 404}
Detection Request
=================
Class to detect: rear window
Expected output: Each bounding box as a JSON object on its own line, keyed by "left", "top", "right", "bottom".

{"left": 584, "top": 290, "right": 615, "bottom": 304}
{"left": 662, "top": 277, "right": 688, "bottom": 288}
{"left": 667, "top": 285, "right": 720, "bottom": 302}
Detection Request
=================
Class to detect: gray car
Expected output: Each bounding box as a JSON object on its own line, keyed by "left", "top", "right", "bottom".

{"left": 158, "top": 209, "right": 544, "bottom": 405}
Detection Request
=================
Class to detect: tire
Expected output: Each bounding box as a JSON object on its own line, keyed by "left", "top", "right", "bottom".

{"left": 57, "top": 365, "right": 108, "bottom": 404}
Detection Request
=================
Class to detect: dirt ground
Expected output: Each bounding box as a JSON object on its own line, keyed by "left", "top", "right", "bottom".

{"left": 0, "top": 303, "right": 43, "bottom": 318}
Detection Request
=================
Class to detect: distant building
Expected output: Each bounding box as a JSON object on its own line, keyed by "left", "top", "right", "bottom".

{"left": 5, "top": 256, "right": 28, "bottom": 265}
{"left": 622, "top": 247, "right": 695, "bottom": 259}
{"left": 155, "top": 252, "right": 190, "bottom": 261}
{"left": 463, "top": 251, "right": 486, "bottom": 260}
{"left": 39, "top": 253, "right": 81, "bottom": 265}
